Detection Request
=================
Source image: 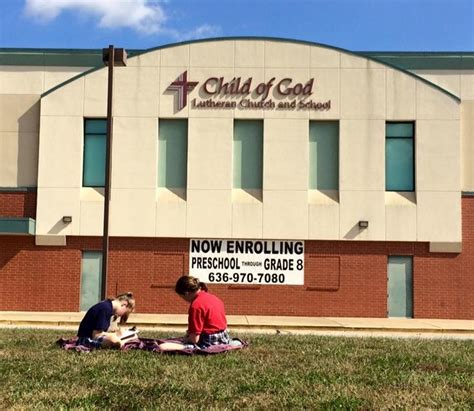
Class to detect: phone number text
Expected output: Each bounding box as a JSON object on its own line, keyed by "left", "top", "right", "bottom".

{"left": 208, "top": 272, "right": 286, "bottom": 284}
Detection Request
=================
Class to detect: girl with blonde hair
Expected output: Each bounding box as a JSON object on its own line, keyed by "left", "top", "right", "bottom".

{"left": 77, "top": 292, "right": 135, "bottom": 349}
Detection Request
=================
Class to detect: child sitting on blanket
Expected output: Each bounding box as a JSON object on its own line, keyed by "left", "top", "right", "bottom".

{"left": 160, "top": 276, "right": 231, "bottom": 351}
{"left": 77, "top": 292, "right": 136, "bottom": 349}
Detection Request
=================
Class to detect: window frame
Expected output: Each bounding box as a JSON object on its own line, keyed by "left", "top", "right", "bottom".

{"left": 308, "top": 120, "right": 339, "bottom": 191}
{"left": 385, "top": 121, "right": 415, "bottom": 192}
{"left": 83, "top": 118, "right": 107, "bottom": 188}
{"left": 233, "top": 119, "right": 264, "bottom": 191}
{"left": 158, "top": 118, "right": 188, "bottom": 190}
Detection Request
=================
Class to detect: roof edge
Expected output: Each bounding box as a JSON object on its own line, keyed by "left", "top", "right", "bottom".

{"left": 39, "top": 36, "right": 461, "bottom": 102}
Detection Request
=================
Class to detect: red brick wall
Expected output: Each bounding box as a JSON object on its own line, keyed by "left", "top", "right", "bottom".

{"left": 0, "top": 190, "right": 37, "bottom": 218}
{"left": 413, "top": 196, "right": 474, "bottom": 319}
{"left": 0, "top": 236, "right": 82, "bottom": 311}
{"left": 1, "top": 197, "right": 473, "bottom": 319}
{"left": 0, "top": 236, "right": 190, "bottom": 313}
{"left": 105, "top": 238, "right": 189, "bottom": 314}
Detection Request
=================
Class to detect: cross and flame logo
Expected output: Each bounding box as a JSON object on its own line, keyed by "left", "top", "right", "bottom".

{"left": 166, "top": 71, "right": 198, "bottom": 111}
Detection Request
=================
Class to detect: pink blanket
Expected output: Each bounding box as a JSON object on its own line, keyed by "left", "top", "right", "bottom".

{"left": 57, "top": 336, "right": 248, "bottom": 355}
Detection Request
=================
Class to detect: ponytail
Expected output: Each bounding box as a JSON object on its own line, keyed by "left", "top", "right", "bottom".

{"left": 175, "top": 275, "right": 207, "bottom": 295}
{"left": 116, "top": 291, "right": 135, "bottom": 308}
{"left": 115, "top": 292, "right": 135, "bottom": 324}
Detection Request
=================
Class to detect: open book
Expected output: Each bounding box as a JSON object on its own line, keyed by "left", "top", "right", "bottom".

{"left": 120, "top": 326, "right": 139, "bottom": 340}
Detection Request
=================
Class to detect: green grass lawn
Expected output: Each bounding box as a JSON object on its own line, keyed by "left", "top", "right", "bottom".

{"left": 0, "top": 329, "right": 472, "bottom": 410}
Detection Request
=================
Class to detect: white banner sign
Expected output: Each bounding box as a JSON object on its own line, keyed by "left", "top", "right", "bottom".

{"left": 189, "top": 239, "right": 304, "bottom": 285}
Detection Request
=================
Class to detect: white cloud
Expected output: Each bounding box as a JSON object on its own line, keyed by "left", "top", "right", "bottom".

{"left": 180, "top": 24, "right": 221, "bottom": 41}
{"left": 24, "top": 0, "right": 220, "bottom": 38}
{"left": 165, "top": 24, "right": 222, "bottom": 41}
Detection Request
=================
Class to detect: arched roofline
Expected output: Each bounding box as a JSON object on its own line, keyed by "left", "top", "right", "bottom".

{"left": 41, "top": 36, "right": 461, "bottom": 102}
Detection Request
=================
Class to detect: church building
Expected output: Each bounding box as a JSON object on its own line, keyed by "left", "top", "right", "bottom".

{"left": 1, "top": 38, "right": 473, "bottom": 319}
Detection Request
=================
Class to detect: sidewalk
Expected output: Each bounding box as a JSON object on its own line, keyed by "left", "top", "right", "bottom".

{"left": 0, "top": 311, "right": 473, "bottom": 338}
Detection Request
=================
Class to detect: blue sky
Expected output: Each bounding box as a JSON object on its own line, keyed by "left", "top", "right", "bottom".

{"left": 0, "top": 0, "right": 473, "bottom": 51}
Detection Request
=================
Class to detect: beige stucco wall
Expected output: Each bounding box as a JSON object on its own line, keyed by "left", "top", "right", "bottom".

{"left": 414, "top": 70, "right": 474, "bottom": 192}
{"left": 0, "top": 66, "right": 91, "bottom": 187}
{"left": 461, "top": 101, "right": 474, "bottom": 191}
{"left": 0, "top": 93, "right": 39, "bottom": 186}
{"left": 32, "top": 40, "right": 463, "bottom": 243}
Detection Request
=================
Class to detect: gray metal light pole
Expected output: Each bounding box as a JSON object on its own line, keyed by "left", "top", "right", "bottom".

{"left": 101, "top": 45, "right": 127, "bottom": 299}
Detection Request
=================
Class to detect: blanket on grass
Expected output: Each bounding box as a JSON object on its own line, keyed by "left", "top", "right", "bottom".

{"left": 57, "top": 336, "right": 248, "bottom": 355}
